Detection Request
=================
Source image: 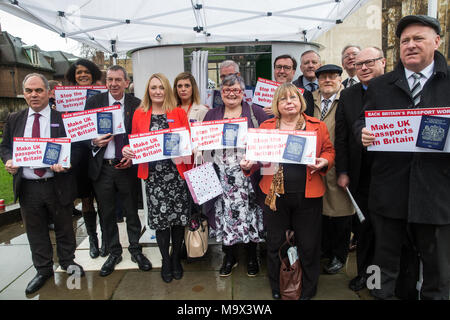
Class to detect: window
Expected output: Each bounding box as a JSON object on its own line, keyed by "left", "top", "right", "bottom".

{"left": 25, "top": 48, "right": 39, "bottom": 65}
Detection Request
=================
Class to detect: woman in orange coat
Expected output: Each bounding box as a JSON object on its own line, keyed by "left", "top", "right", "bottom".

{"left": 122, "top": 73, "right": 191, "bottom": 283}
{"left": 240, "top": 83, "right": 335, "bottom": 300}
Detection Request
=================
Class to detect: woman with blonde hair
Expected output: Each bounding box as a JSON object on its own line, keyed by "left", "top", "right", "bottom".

{"left": 240, "top": 83, "right": 335, "bottom": 300}
{"left": 122, "top": 73, "right": 192, "bottom": 283}
{"left": 173, "top": 72, "right": 209, "bottom": 123}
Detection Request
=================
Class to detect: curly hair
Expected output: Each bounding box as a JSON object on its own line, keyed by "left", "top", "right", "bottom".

{"left": 65, "top": 59, "right": 102, "bottom": 85}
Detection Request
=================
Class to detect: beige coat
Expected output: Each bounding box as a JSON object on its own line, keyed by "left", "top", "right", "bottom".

{"left": 312, "top": 87, "right": 355, "bottom": 217}
{"left": 188, "top": 103, "right": 210, "bottom": 124}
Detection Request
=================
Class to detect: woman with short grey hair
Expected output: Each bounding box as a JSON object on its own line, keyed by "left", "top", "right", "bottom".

{"left": 202, "top": 74, "right": 269, "bottom": 278}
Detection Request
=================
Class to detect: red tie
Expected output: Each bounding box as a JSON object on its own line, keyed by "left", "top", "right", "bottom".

{"left": 32, "top": 113, "right": 46, "bottom": 177}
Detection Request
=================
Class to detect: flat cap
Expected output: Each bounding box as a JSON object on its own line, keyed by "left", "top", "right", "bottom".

{"left": 315, "top": 64, "right": 343, "bottom": 77}
{"left": 396, "top": 15, "right": 441, "bottom": 37}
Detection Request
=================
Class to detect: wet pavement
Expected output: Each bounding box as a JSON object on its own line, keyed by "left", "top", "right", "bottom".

{"left": 0, "top": 216, "right": 374, "bottom": 300}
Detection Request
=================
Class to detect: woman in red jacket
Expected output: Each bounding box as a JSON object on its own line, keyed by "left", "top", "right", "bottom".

{"left": 240, "top": 83, "right": 335, "bottom": 300}
{"left": 122, "top": 73, "right": 191, "bottom": 283}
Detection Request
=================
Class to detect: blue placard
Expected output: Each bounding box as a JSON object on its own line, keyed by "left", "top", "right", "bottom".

{"left": 416, "top": 115, "right": 450, "bottom": 151}
{"left": 97, "top": 112, "right": 113, "bottom": 134}
{"left": 222, "top": 123, "right": 239, "bottom": 146}
{"left": 282, "top": 135, "right": 307, "bottom": 162}
{"left": 43, "top": 142, "right": 61, "bottom": 165}
{"left": 163, "top": 132, "right": 181, "bottom": 156}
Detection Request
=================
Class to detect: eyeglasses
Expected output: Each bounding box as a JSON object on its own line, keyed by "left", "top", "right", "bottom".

{"left": 275, "top": 65, "right": 293, "bottom": 71}
{"left": 343, "top": 52, "right": 358, "bottom": 60}
{"left": 279, "top": 95, "right": 299, "bottom": 105}
{"left": 222, "top": 88, "right": 242, "bottom": 95}
{"left": 318, "top": 73, "right": 340, "bottom": 81}
{"left": 354, "top": 57, "right": 383, "bottom": 70}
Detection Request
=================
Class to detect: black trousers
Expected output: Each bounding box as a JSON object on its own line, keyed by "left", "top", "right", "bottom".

{"left": 19, "top": 179, "right": 76, "bottom": 276}
{"left": 263, "top": 193, "right": 322, "bottom": 298}
{"left": 371, "top": 213, "right": 420, "bottom": 300}
{"left": 92, "top": 164, "right": 142, "bottom": 256}
{"left": 321, "top": 215, "right": 352, "bottom": 263}
{"left": 410, "top": 223, "right": 450, "bottom": 300}
{"left": 353, "top": 191, "right": 375, "bottom": 278}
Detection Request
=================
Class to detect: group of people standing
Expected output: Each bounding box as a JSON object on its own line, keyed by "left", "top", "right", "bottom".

{"left": 0, "top": 14, "right": 448, "bottom": 301}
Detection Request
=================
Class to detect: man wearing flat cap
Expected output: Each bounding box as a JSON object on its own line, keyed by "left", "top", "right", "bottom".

{"left": 312, "top": 64, "right": 355, "bottom": 275}
{"left": 356, "top": 15, "right": 450, "bottom": 300}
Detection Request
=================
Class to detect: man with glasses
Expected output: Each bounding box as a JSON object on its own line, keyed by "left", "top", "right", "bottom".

{"left": 356, "top": 15, "right": 450, "bottom": 300}
{"left": 312, "top": 64, "right": 355, "bottom": 275}
{"left": 219, "top": 60, "right": 241, "bottom": 82}
{"left": 341, "top": 45, "right": 361, "bottom": 88}
{"left": 265, "top": 54, "right": 314, "bottom": 117}
{"left": 335, "top": 47, "right": 386, "bottom": 291}
{"left": 293, "top": 50, "right": 321, "bottom": 92}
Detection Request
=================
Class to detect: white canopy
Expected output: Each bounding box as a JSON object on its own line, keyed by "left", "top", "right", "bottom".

{"left": 0, "top": 0, "right": 370, "bottom": 54}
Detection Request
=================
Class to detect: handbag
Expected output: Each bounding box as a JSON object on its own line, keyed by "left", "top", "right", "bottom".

{"left": 279, "top": 230, "right": 302, "bottom": 300}
{"left": 184, "top": 213, "right": 209, "bottom": 259}
{"left": 184, "top": 161, "right": 223, "bottom": 205}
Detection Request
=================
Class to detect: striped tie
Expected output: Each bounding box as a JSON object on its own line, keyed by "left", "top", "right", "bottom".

{"left": 321, "top": 99, "right": 330, "bottom": 121}
{"left": 411, "top": 73, "right": 422, "bottom": 107}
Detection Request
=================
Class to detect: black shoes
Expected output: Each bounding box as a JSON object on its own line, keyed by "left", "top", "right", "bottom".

{"left": 324, "top": 257, "right": 344, "bottom": 274}
{"left": 219, "top": 257, "right": 238, "bottom": 277}
{"left": 349, "top": 275, "right": 367, "bottom": 291}
{"left": 131, "top": 253, "right": 152, "bottom": 271}
{"left": 272, "top": 290, "right": 281, "bottom": 300}
{"left": 89, "top": 236, "right": 100, "bottom": 259}
{"left": 247, "top": 259, "right": 259, "bottom": 277}
{"left": 161, "top": 258, "right": 173, "bottom": 283}
{"left": 100, "top": 255, "right": 122, "bottom": 277}
{"left": 99, "top": 240, "right": 108, "bottom": 257}
{"left": 25, "top": 273, "right": 53, "bottom": 294}
{"left": 171, "top": 255, "right": 183, "bottom": 280}
{"left": 61, "top": 262, "right": 85, "bottom": 277}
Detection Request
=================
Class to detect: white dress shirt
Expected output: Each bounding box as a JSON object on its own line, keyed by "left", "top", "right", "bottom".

{"left": 103, "top": 93, "right": 125, "bottom": 160}
{"left": 405, "top": 62, "right": 434, "bottom": 91}
{"left": 22, "top": 105, "right": 54, "bottom": 179}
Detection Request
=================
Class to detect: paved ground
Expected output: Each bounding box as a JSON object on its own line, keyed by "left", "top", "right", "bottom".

{"left": 0, "top": 216, "right": 374, "bottom": 301}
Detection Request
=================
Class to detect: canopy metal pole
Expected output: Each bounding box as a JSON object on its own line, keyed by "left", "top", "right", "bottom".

{"left": 427, "top": 0, "right": 438, "bottom": 18}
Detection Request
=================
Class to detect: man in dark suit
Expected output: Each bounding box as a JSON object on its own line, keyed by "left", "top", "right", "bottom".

{"left": 0, "top": 73, "right": 84, "bottom": 294}
{"left": 292, "top": 50, "right": 321, "bottom": 92}
{"left": 262, "top": 54, "right": 314, "bottom": 117}
{"left": 357, "top": 15, "right": 450, "bottom": 300}
{"left": 341, "top": 45, "right": 361, "bottom": 88}
{"left": 335, "top": 47, "right": 385, "bottom": 291}
{"left": 85, "top": 65, "right": 151, "bottom": 276}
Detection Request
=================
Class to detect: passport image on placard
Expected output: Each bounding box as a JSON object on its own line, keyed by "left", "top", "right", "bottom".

{"left": 86, "top": 89, "right": 101, "bottom": 100}
{"left": 283, "top": 135, "right": 307, "bottom": 162}
{"left": 222, "top": 123, "right": 239, "bottom": 146}
{"left": 163, "top": 133, "right": 181, "bottom": 156}
{"left": 416, "top": 115, "right": 450, "bottom": 151}
{"left": 43, "top": 142, "right": 62, "bottom": 165}
{"left": 97, "top": 112, "right": 113, "bottom": 134}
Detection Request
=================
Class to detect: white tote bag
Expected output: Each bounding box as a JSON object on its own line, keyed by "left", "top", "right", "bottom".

{"left": 184, "top": 162, "right": 223, "bottom": 205}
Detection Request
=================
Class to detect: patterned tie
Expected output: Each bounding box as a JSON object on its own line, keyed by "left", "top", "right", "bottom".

{"left": 113, "top": 101, "right": 124, "bottom": 159}
{"left": 308, "top": 83, "right": 317, "bottom": 92}
{"left": 32, "top": 113, "right": 46, "bottom": 177}
{"left": 411, "top": 73, "right": 422, "bottom": 107}
{"left": 347, "top": 78, "right": 355, "bottom": 88}
{"left": 321, "top": 99, "right": 330, "bottom": 121}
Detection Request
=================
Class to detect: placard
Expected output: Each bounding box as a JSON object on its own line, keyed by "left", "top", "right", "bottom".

{"left": 62, "top": 105, "right": 125, "bottom": 142}
{"left": 190, "top": 118, "right": 248, "bottom": 151}
{"left": 252, "top": 78, "right": 280, "bottom": 108}
{"left": 129, "top": 127, "right": 192, "bottom": 164}
{"left": 246, "top": 128, "right": 316, "bottom": 164}
{"left": 365, "top": 107, "right": 450, "bottom": 152}
{"left": 12, "top": 137, "right": 71, "bottom": 168}
{"left": 251, "top": 78, "right": 305, "bottom": 108}
{"left": 55, "top": 86, "right": 108, "bottom": 112}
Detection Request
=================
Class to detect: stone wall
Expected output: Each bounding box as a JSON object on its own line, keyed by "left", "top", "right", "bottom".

{"left": 382, "top": 0, "right": 449, "bottom": 71}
